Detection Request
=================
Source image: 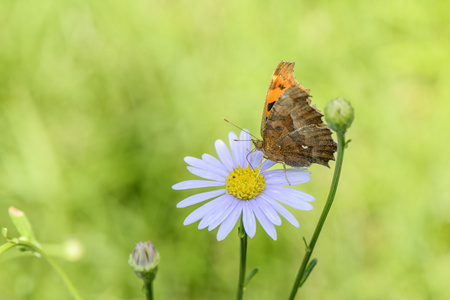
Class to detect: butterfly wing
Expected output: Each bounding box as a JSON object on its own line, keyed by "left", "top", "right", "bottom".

{"left": 260, "top": 61, "right": 310, "bottom": 136}
{"left": 262, "top": 86, "right": 337, "bottom": 167}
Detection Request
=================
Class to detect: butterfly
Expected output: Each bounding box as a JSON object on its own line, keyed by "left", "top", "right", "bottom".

{"left": 252, "top": 61, "right": 337, "bottom": 168}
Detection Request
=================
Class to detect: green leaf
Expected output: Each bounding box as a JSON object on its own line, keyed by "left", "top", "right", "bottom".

{"left": 302, "top": 237, "right": 311, "bottom": 252}
{"left": 244, "top": 267, "right": 259, "bottom": 287}
{"left": 299, "top": 258, "right": 318, "bottom": 288}
{"left": 345, "top": 139, "right": 352, "bottom": 148}
{"left": 238, "top": 222, "right": 246, "bottom": 239}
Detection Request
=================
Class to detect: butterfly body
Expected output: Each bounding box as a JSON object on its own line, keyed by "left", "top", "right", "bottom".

{"left": 253, "top": 62, "right": 337, "bottom": 168}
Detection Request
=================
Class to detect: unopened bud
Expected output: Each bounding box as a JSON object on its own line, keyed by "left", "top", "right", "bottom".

{"left": 8, "top": 206, "right": 37, "bottom": 244}
{"left": 324, "top": 97, "right": 354, "bottom": 133}
{"left": 129, "top": 241, "right": 160, "bottom": 282}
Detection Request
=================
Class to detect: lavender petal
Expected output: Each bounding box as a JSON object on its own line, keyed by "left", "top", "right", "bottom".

{"left": 177, "top": 189, "right": 226, "bottom": 208}
{"left": 215, "top": 139, "right": 235, "bottom": 171}
{"left": 172, "top": 180, "right": 224, "bottom": 190}
{"left": 216, "top": 201, "right": 243, "bottom": 241}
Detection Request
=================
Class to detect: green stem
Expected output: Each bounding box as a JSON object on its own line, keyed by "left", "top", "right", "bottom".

{"left": 144, "top": 280, "right": 153, "bottom": 300}
{"left": 288, "top": 132, "right": 346, "bottom": 300}
{"left": 0, "top": 241, "right": 17, "bottom": 254}
{"left": 1, "top": 240, "right": 83, "bottom": 300}
{"left": 236, "top": 217, "right": 248, "bottom": 300}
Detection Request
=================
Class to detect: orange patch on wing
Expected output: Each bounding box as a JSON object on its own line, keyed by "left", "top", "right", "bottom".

{"left": 263, "top": 62, "right": 310, "bottom": 118}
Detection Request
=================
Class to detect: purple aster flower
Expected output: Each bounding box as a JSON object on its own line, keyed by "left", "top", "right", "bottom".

{"left": 172, "top": 130, "right": 315, "bottom": 241}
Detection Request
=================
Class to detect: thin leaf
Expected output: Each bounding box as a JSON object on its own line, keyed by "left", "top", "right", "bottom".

{"left": 244, "top": 267, "right": 259, "bottom": 287}
{"left": 299, "top": 258, "right": 318, "bottom": 288}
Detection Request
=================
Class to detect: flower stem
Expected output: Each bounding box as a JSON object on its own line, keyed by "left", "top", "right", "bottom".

{"left": 1, "top": 240, "right": 83, "bottom": 300}
{"left": 144, "top": 280, "right": 154, "bottom": 300}
{"left": 236, "top": 217, "right": 248, "bottom": 300}
{"left": 288, "top": 132, "right": 346, "bottom": 300}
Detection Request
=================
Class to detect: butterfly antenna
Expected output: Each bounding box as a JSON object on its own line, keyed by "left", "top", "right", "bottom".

{"left": 223, "top": 119, "right": 259, "bottom": 140}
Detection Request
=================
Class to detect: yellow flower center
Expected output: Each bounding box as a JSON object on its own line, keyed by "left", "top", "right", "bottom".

{"left": 225, "top": 164, "right": 266, "bottom": 200}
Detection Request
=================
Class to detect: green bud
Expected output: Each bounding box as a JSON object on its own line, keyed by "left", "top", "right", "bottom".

{"left": 324, "top": 97, "right": 354, "bottom": 133}
{"left": 129, "top": 241, "right": 160, "bottom": 282}
{"left": 8, "top": 206, "right": 37, "bottom": 244}
{"left": 1, "top": 227, "right": 7, "bottom": 238}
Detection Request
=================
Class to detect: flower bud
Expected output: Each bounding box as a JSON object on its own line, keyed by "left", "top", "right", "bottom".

{"left": 8, "top": 206, "right": 37, "bottom": 244}
{"left": 129, "top": 241, "right": 160, "bottom": 282}
{"left": 324, "top": 97, "right": 354, "bottom": 133}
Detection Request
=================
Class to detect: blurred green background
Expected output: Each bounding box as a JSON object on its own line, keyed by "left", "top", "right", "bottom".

{"left": 1, "top": 0, "right": 449, "bottom": 299}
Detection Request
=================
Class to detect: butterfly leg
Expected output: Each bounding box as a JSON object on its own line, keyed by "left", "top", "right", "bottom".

{"left": 282, "top": 162, "right": 291, "bottom": 186}
{"left": 246, "top": 148, "right": 259, "bottom": 169}
{"left": 255, "top": 158, "right": 264, "bottom": 181}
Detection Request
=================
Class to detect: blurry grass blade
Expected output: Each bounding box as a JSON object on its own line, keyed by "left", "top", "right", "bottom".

{"left": 299, "top": 258, "right": 318, "bottom": 288}
{"left": 8, "top": 207, "right": 37, "bottom": 244}
{"left": 244, "top": 267, "right": 259, "bottom": 287}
